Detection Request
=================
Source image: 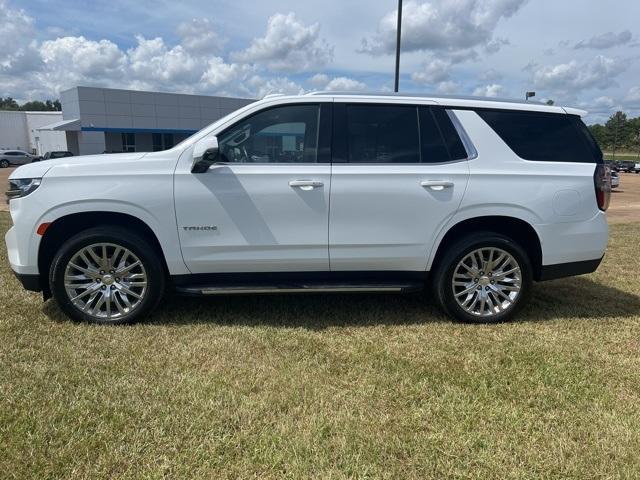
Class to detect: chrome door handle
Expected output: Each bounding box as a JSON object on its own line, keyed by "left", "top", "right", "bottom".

{"left": 420, "top": 180, "right": 454, "bottom": 191}
{"left": 289, "top": 180, "right": 324, "bottom": 191}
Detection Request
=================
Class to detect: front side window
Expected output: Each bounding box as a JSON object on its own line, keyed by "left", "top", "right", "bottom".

{"left": 218, "top": 104, "right": 319, "bottom": 163}
{"left": 346, "top": 105, "right": 419, "bottom": 163}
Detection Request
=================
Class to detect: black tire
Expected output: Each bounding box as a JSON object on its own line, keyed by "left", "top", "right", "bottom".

{"left": 431, "top": 232, "right": 532, "bottom": 323}
{"left": 0, "top": 159, "right": 9, "bottom": 168}
{"left": 49, "top": 226, "right": 165, "bottom": 325}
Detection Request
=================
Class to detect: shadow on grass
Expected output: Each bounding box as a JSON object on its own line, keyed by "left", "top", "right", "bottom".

{"left": 42, "top": 276, "right": 640, "bottom": 328}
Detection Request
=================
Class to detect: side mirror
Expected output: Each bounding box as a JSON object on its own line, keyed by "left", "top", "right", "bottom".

{"left": 191, "top": 136, "right": 219, "bottom": 173}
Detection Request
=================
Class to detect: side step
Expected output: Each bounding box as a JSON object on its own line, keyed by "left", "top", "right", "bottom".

{"left": 175, "top": 283, "right": 423, "bottom": 296}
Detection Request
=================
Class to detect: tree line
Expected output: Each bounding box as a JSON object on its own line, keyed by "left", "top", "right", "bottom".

{"left": 589, "top": 111, "right": 640, "bottom": 154}
{"left": 0, "top": 97, "right": 61, "bottom": 112}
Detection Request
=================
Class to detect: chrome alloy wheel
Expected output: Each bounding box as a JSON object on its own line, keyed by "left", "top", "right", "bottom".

{"left": 451, "top": 247, "right": 522, "bottom": 318}
{"left": 63, "top": 243, "right": 148, "bottom": 320}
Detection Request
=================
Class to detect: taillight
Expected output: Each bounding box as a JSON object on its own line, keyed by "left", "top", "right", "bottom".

{"left": 594, "top": 164, "right": 611, "bottom": 211}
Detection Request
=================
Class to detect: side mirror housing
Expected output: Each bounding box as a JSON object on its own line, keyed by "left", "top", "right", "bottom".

{"left": 191, "top": 136, "right": 219, "bottom": 173}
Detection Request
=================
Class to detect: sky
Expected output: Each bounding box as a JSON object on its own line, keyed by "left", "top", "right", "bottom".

{"left": 1, "top": 0, "right": 639, "bottom": 123}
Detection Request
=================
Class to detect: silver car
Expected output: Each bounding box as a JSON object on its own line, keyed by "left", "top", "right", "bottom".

{"left": 0, "top": 150, "right": 36, "bottom": 168}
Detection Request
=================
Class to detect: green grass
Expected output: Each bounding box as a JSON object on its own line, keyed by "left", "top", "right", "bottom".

{"left": 2, "top": 212, "right": 640, "bottom": 479}
{"left": 603, "top": 151, "right": 640, "bottom": 161}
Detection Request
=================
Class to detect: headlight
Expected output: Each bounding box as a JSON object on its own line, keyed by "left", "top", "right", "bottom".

{"left": 6, "top": 178, "right": 42, "bottom": 201}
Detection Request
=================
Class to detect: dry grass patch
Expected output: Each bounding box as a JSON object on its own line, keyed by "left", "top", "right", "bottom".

{"left": 1, "top": 213, "right": 640, "bottom": 479}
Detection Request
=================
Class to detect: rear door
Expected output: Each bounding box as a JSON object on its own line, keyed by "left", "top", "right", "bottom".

{"left": 328, "top": 103, "right": 471, "bottom": 271}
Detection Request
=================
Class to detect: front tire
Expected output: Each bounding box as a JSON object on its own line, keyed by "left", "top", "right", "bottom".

{"left": 49, "top": 226, "right": 165, "bottom": 325}
{"left": 431, "top": 232, "right": 532, "bottom": 323}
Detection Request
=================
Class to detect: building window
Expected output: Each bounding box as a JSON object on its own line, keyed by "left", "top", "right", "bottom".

{"left": 152, "top": 133, "right": 174, "bottom": 151}
{"left": 121, "top": 133, "right": 136, "bottom": 152}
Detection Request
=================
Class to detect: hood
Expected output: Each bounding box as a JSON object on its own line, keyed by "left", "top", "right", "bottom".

{"left": 9, "top": 152, "right": 148, "bottom": 180}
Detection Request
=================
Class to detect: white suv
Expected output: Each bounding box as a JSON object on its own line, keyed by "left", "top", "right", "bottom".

{"left": 4, "top": 93, "right": 610, "bottom": 324}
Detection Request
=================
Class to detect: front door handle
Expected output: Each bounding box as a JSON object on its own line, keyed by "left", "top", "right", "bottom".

{"left": 289, "top": 180, "right": 324, "bottom": 191}
{"left": 420, "top": 180, "right": 454, "bottom": 191}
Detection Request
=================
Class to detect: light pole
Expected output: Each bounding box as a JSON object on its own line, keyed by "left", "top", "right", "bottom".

{"left": 394, "top": 0, "right": 403, "bottom": 92}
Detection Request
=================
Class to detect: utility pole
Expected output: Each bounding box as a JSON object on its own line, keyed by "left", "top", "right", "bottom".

{"left": 394, "top": 0, "right": 403, "bottom": 92}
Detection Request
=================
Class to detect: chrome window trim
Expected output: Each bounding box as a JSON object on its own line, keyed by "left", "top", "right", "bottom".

{"left": 446, "top": 109, "right": 478, "bottom": 160}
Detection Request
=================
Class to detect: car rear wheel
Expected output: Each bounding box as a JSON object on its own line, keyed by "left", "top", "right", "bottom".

{"left": 0, "top": 159, "right": 9, "bottom": 168}
{"left": 49, "top": 226, "right": 165, "bottom": 325}
{"left": 431, "top": 232, "right": 532, "bottom": 323}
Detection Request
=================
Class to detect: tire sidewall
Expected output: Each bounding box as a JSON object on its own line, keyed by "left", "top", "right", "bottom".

{"left": 436, "top": 233, "right": 532, "bottom": 323}
{"left": 49, "top": 227, "right": 165, "bottom": 325}
{"left": 0, "top": 160, "right": 9, "bottom": 168}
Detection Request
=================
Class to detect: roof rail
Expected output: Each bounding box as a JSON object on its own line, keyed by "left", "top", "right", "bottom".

{"left": 262, "top": 93, "right": 287, "bottom": 99}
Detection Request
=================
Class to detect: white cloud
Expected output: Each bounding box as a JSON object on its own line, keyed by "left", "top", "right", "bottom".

{"left": 308, "top": 73, "right": 329, "bottom": 87}
{"left": 533, "top": 55, "right": 626, "bottom": 94}
{"left": 626, "top": 86, "right": 640, "bottom": 102}
{"left": 0, "top": 0, "right": 41, "bottom": 75}
{"left": 232, "top": 13, "right": 333, "bottom": 72}
{"left": 201, "top": 57, "right": 245, "bottom": 90}
{"left": 472, "top": 83, "right": 505, "bottom": 97}
{"left": 176, "top": 18, "right": 225, "bottom": 55}
{"left": 324, "top": 76, "right": 367, "bottom": 91}
{"left": 436, "top": 81, "right": 461, "bottom": 94}
{"left": 574, "top": 30, "right": 633, "bottom": 50}
{"left": 246, "top": 75, "right": 304, "bottom": 98}
{"left": 360, "top": 0, "right": 527, "bottom": 55}
{"left": 411, "top": 57, "right": 452, "bottom": 84}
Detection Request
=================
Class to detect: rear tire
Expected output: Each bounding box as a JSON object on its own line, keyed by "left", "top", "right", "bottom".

{"left": 431, "top": 232, "right": 532, "bottom": 323}
{"left": 49, "top": 226, "right": 165, "bottom": 325}
{"left": 0, "top": 159, "right": 9, "bottom": 168}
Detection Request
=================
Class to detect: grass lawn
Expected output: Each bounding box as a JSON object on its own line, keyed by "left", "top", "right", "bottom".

{"left": 2, "top": 212, "right": 640, "bottom": 479}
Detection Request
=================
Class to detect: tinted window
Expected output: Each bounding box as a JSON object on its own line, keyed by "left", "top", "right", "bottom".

{"left": 432, "top": 108, "right": 468, "bottom": 160}
{"left": 346, "top": 105, "right": 419, "bottom": 163}
{"left": 419, "top": 107, "right": 458, "bottom": 163}
{"left": 219, "top": 104, "right": 319, "bottom": 163}
{"left": 478, "top": 110, "right": 599, "bottom": 163}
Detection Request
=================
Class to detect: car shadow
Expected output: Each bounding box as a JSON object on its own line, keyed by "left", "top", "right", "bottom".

{"left": 42, "top": 276, "right": 640, "bottom": 329}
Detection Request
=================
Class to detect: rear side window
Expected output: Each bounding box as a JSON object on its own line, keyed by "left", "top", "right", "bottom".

{"left": 477, "top": 110, "right": 600, "bottom": 163}
{"left": 419, "top": 107, "right": 467, "bottom": 163}
{"left": 346, "top": 105, "right": 420, "bottom": 163}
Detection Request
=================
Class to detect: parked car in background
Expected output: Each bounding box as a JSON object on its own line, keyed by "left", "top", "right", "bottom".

{"left": 36, "top": 151, "right": 74, "bottom": 161}
{"left": 605, "top": 160, "right": 619, "bottom": 172}
{"left": 4, "top": 93, "right": 610, "bottom": 325}
{"left": 0, "top": 150, "right": 36, "bottom": 168}
{"left": 618, "top": 160, "right": 636, "bottom": 173}
{"left": 610, "top": 171, "right": 620, "bottom": 189}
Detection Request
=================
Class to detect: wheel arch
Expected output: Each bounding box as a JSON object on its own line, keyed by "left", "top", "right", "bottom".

{"left": 429, "top": 215, "right": 543, "bottom": 280}
{"left": 38, "top": 211, "right": 169, "bottom": 298}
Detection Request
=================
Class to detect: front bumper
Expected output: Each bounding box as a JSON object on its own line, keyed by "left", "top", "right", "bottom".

{"left": 12, "top": 270, "right": 41, "bottom": 292}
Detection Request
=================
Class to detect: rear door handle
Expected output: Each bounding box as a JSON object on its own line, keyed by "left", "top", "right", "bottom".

{"left": 420, "top": 180, "right": 454, "bottom": 191}
{"left": 289, "top": 180, "right": 324, "bottom": 191}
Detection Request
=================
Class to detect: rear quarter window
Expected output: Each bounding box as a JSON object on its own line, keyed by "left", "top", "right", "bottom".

{"left": 477, "top": 110, "right": 601, "bottom": 163}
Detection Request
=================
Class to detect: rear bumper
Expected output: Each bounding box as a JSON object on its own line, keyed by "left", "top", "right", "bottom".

{"left": 537, "top": 256, "right": 603, "bottom": 281}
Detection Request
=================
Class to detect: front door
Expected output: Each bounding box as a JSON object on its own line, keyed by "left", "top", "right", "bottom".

{"left": 329, "top": 103, "right": 470, "bottom": 272}
{"left": 174, "top": 103, "right": 332, "bottom": 274}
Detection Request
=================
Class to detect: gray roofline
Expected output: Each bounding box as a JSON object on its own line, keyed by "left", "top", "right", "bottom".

{"left": 63, "top": 85, "right": 255, "bottom": 101}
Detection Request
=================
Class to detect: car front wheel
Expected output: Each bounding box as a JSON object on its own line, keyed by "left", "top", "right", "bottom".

{"left": 432, "top": 232, "right": 532, "bottom": 323}
{"left": 49, "top": 226, "right": 165, "bottom": 325}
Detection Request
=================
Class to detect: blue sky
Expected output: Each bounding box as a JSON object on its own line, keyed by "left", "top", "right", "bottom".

{"left": 2, "top": 0, "right": 639, "bottom": 123}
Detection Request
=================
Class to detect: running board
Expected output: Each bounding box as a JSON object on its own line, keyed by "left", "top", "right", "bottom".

{"left": 175, "top": 283, "right": 423, "bottom": 296}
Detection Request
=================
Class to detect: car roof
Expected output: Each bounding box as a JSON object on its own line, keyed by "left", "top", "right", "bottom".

{"left": 261, "top": 91, "right": 587, "bottom": 116}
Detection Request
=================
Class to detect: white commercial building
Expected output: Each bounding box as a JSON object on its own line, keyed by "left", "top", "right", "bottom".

{"left": 0, "top": 110, "right": 67, "bottom": 155}
{"left": 39, "top": 86, "right": 254, "bottom": 156}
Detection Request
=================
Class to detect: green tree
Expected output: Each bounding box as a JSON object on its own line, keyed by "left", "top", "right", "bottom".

{"left": 0, "top": 97, "right": 20, "bottom": 110}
